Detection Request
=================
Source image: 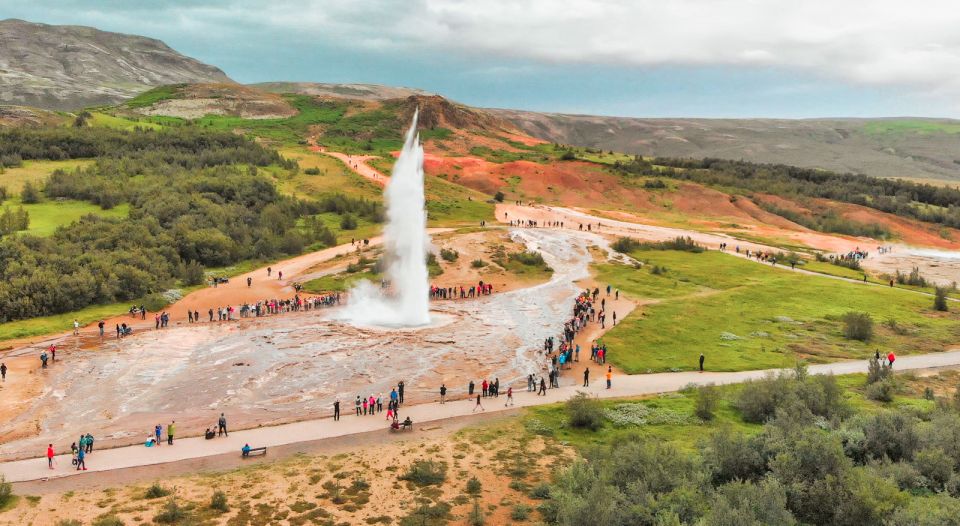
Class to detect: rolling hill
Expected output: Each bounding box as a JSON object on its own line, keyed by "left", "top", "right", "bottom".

{"left": 491, "top": 109, "right": 960, "bottom": 182}
{"left": 0, "top": 18, "right": 232, "bottom": 110}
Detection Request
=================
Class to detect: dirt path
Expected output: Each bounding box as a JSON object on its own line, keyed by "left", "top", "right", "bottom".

{"left": 308, "top": 144, "right": 388, "bottom": 187}
{"left": 496, "top": 203, "right": 960, "bottom": 302}
{"left": 5, "top": 349, "right": 960, "bottom": 484}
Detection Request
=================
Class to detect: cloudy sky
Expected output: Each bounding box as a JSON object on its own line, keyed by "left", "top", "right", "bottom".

{"left": 3, "top": 0, "right": 959, "bottom": 118}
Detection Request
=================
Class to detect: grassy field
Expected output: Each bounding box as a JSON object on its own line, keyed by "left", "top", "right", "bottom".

{"left": 14, "top": 199, "right": 129, "bottom": 236}
{"left": 0, "top": 159, "right": 95, "bottom": 193}
{"left": 594, "top": 249, "right": 960, "bottom": 373}
{"left": 275, "top": 147, "right": 382, "bottom": 201}
{"left": 425, "top": 174, "right": 494, "bottom": 225}
{"left": 88, "top": 111, "right": 163, "bottom": 131}
{"left": 861, "top": 119, "right": 960, "bottom": 136}
{"left": 522, "top": 371, "right": 940, "bottom": 452}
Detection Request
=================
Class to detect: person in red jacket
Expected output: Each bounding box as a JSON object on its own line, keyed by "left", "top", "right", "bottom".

{"left": 887, "top": 352, "right": 896, "bottom": 368}
{"left": 47, "top": 444, "right": 55, "bottom": 469}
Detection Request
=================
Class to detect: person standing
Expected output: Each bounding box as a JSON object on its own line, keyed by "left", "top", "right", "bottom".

{"left": 167, "top": 421, "right": 176, "bottom": 445}
{"left": 398, "top": 381, "right": 405, "bottom": 405}
{"left": 539, "top": 377, "right": 547, "bottom": 396}
{"left": 247, "top": 277, "right": 252, "bottom": 287}
{"left": 47, "top": 444, "right": 55, "bottom": 470}
{"left": 583, "top": 368, "right": 590, "bottom": 387}
{"left": 699, "top": 353, "right": 705, "bottom": 372}
{"left": 439, "top": 384, "right": 447, "bottom": 404}
{"left": 355, "top": 396, "right": 362, "bottom": 416}
{"left": 1, "top": 362, "right": 6, "bottom": 382}
{"left": 888, "top": 352, "right": 896, "bottom": 368}
{"left": 76, "top": 445, "right": 86, "bottom": 471}
{"left": 606, "top": 366, "right": 612, "bottom": 389}
{"left": 85, "top": 433, "right": 94, "bottom": 453}
{"left": 473, "top": 393, "right": 484, "bottom": 413}
{"left": 333, "top": 399, "right": 340, "bottom": 421}
{"left": 468, "top": 380, "right": 475, "bottom": 396}
{"left": 155, "top": 424, "right": 162, "bottom": 447}
{"left": 73, "top": 319, "right": 80, "bottom": 336}
{"left": 98, "top": 320, "right": 105, "bottom": 338}
{"left": 218, "top": 413, "right": 228, "bottom": 437}
{"left": 505, "top": 387, "right": 514, "bottom": 407}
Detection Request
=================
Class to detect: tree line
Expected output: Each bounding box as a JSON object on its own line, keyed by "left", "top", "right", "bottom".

{"left": 0, "top": 127, "right": 371, "bottom": 322}
{"left": 613, "top": 156, "right": 960, "bottom": 230}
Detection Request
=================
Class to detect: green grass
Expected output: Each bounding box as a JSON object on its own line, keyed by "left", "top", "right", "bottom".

{"left": 302, "top": 269, "right": 379, "bottom": 293}
{"left": 125, "top": 85, "right": 186, "bottom": 109}
{"left": 88, "top": 112, "right": 163, "bottom": 131}
{"left": 0, "top": 300, "right": 138, "bottom": 343}
{"left": 2, "top": 199, "right": 129, "bottom": 237}
{"left": 275, "top": 148, "right": 381, "bottom": 202}
{"left": 425, "top": 175, "right": 494, "bottom": 226}
{"left": 195, "top": 96, "right": 347, "bottom": 144}
{"left": 524, "top": 388, "right": 759, "bottom": 452}
{"left": 597, "top": 249, "right": 960, "bottom": 373}
{"left": 468, "top": 146, "right": 554, "bottom": 164}
{"left": 861, "top": 119, "right": 960, "bottom": 136}
{"left": 521, "top": 371, "right": 939, "bottom": 453}
{"left": 0, "top": 159, "right": 94, "bottom": 193}
{"left": 309, "top": 212, "right": 382, "bottom": 245}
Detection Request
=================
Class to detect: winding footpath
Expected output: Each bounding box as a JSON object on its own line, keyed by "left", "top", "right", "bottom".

{"left": 4, "top": 350, "right": 960, "bottom": 483}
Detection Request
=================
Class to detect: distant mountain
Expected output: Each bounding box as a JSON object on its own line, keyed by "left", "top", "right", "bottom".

{"left": 491, "top": 110, "right": 960, "bottom": 182}
{"left": 252, "top": 82, "right": 434, "bottom": 102}
{"left": 0, "top": 19, "right": 232, "bottom": 110}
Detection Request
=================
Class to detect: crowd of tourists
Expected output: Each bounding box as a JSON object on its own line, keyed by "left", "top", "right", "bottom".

{"left": 429, "top": 281, "right": 494, "bottom": 299}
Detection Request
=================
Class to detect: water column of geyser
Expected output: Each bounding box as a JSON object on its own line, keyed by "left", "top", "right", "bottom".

{"left": 338, "top": 110, "right": 432, "bottom": 327}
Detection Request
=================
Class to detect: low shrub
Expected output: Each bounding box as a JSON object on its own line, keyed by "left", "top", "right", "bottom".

{"left": 303, "top": 167, "right": 321, "bottom": 175}
{"left": 566, "top": 392, "right": 604, "bottom": 431}
{"left": 510, "top": 503, "right": 532, "bottom": 520}
{"left": 866, "top": 379, "right": 896, "bottom": 402}
{"left": 935, "top": 287, "right": 949, "bottom": 311}
{"left": 471, "top": 258, "right": 487, "bottom": 268}
{"left": 0, "top": 475, "right": 11, "bottom": 508}
{"left": 144, "top": 483, "right": 170, "bottom": 499}
{"left": 695, "top": 384, "right": 719, "bottom": 421}
{"left": 399, "top": 460, "right": 447, "bottom": 486}
{"left": 210, "top": 490, "right": 228, "bottom": 512}
{"left": 154, "top": 498, "right": 186, "bottom": 524}
{"left": 440, "top": 248, "right": 459, "bottom": 262}
{"left": 842, "top": 311, "right": 873, "bottom": 341}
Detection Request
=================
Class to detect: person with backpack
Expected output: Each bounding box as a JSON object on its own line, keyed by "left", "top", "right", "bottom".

{"left": 218, "top": 413, "right": 228, "bottom": 437}
{"left": 439, "top": 384, "right": 447, "bottom": 404}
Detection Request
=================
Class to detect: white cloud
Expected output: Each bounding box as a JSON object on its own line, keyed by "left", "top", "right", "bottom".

{"left": 10, "top": 0, "right": 960, "bottom": 98}
{"left": 236, "top": 0, "right": 960, "bottom": 96}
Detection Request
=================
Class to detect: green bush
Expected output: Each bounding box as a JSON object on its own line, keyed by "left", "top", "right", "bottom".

{"left": 181, "top": 260, "right": 205, "bottom": 286}
{"left": 866, "top": 379, "right": 896, "bottom": 402}
{"left": 695, "top": 384, "right": 719, "bottom": 421}
{"left": 494, "top": 191, "right": 505, "bottom": 202}
{"left": 935, "top": 287, "right": 949, "bottom": 311}
{"left": 465, "top": 476, "right": 482, "bottom": 496}
{"left": 340, "top": 213, "right": 358, "bottom": 230}
{"left": 20, "top": 180, "right": 40, "bottom": 204}
{"left": 566, "top": 392, "right": 604, "bottom": 431}
{"left": 0, "top": 475, "right": 11, "bottom": 508}
{"left": 471, "top": 258, "right": 487, "bottom": 268}
{"left": 153, "top": 498, "right": 186, "bottom": 524}
{"left": 510, "top": 503, "right": 532, "bottom": 521}
{"left": 700, "top": 427, "right": 766, "bottom": 484}
{"left": 866, "top": 357, "right": 893, "bottom": 385}
{"left": 913, "top": 448, "right": 953, "bottom": 491}
{"left": 210, "top": 490, "right": 228, "bottom": 512}
{"left": 701, "top": 479, "right": 796, "bottom": 526}
{"left": 467, "top": 499, "right": 485, "bottom": 526}
{"left": 55, "top": 521, "right": 82, "bottom": 526}
{"left": 841, "top": 311, "right": 873, "bottom": 341}
{"left": 144, "top": 483, "right": 170, "bottom": 499}
{"left": 92, "top": 516, "right": 124, "bottom": 526}
{"left": 304, "top": 167, "right": 321, "bottom": 175}
{"left": 440, "top": 248, "right": 459, "bottom": 262}
{"left": 529, "top": 483, "right": 551, "bottom": 500}
{"left": 399, "top": 460, "right": 447, "bottom": 486}
{"left": 399, "top": 502, "right": 451, "bottom": 526}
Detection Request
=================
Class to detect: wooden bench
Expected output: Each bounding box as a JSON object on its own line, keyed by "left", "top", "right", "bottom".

{"left": 242, "top": 447, "right": 267, "bottom": 458}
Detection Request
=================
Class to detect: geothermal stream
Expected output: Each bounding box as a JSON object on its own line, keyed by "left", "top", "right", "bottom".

{"left": 0, "top": 228, "right": 607, "bottom": 460}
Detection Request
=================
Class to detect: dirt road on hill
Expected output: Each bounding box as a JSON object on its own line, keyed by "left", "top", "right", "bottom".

{"left": 308, "top": 145, "right": 388, "bottom": 186}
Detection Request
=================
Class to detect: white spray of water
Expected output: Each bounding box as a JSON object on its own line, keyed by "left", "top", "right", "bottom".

{"left": 338, "top": 111, "right": 432, "bottom": 327}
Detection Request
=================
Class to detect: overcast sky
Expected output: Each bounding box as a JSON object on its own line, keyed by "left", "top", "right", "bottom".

{"left": 3, "top": 0, "right": 959, "bottom": 118}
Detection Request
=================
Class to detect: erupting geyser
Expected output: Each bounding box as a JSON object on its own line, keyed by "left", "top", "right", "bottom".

{"left": 338, "top": 111, "right": 432, "bottom": 327}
